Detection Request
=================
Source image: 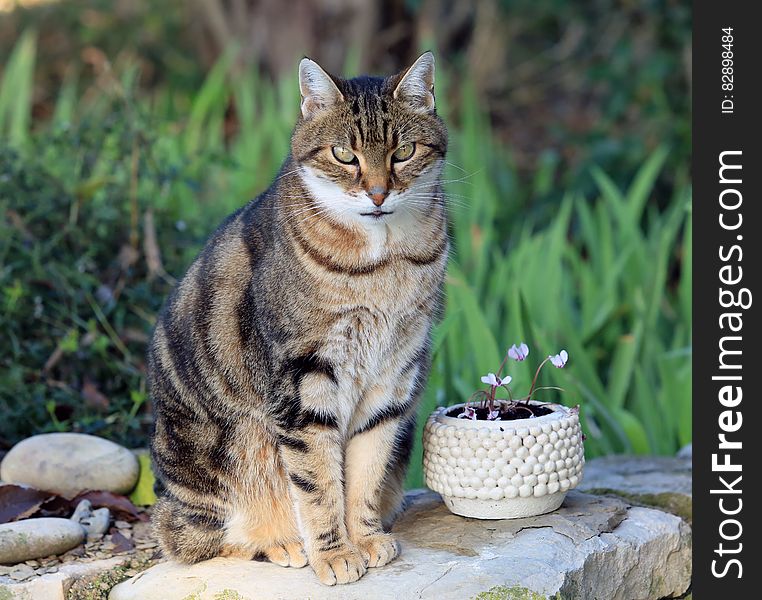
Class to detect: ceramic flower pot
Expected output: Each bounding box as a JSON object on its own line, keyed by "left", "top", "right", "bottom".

{"left": 423, "top": 401, "right": 585, "bottom": 519}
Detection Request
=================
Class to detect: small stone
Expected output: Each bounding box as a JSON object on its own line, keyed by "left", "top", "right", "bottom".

{"left": 10, "top": 564, "right": 35, "bottom": 580}
{"left": 70, "top": 498, "right": 93, "bottom": 522}
{"left": 0, "top": 518, "right": 85, "bottom": 564}
{"left": 135, "top": 542, "right": 157, "bottom": 550}
{"left": 66, "top": 545, "right": 87, "bottom": 558}
{"left": 85, "top": 508, "right": 112, "bottom": 537}
{"left": 115, "top": 520, "right": 131, "bottom": 529}
{"left": 70, "top": 499, "right": 112, "bottom": 539}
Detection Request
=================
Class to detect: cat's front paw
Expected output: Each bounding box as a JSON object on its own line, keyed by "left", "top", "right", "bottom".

{"left": 353, "top": 532, "right": 399, "bottom": 568}
{"left": 264, "top": 540, "right": 308, "bottom": 568}
{"left": 310, "top": 544, "right": 367, "bottom": 585}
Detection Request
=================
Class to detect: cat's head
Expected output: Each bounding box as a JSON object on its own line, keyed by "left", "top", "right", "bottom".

{"left": 290, "top": 52, "right": 447, "bottom": 225}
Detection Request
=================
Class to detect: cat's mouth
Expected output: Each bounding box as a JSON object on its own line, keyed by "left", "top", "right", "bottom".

{"left": 359, "top": 209, "right": 394, "bottom": 219}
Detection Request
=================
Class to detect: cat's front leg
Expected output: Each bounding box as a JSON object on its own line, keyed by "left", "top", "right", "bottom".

{"left": 275, "top": 367, "right": 367, "bottom": 586}
{"left": 344, "top": 370, "right": 422, "bottom": 568}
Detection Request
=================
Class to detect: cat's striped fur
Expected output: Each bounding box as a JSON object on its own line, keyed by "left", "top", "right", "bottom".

{"left": 148, "top": 52, "right": 448, "bottom": 585}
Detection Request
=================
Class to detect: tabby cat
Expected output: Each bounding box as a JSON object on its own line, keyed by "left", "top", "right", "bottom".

{"left": 148, "top": 51, "right": 448, "bottom": 586}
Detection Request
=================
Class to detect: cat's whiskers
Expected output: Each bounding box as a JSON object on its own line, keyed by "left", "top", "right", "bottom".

{"left": 286, "top": 197, "right": 362, "bottom": 229}
{"left": 414, "top": 175, "right": 478, "bottom": 188}
{"left": 404, "top": 195, "right": 469, "bottom": 210}
{"left": 443, "top": 160, "right": 467, "bottom": 173}
{"left": 401, "top": 188, "right": 469, "bottom": 208}
{"left": 274, "top": 167, "right": 303, "bottom": 182}
{"left": 283, "top": 205, "right": 336, "bottom": 227}
{"left": 272, "top": 196, "right": 339, "bottom": 227}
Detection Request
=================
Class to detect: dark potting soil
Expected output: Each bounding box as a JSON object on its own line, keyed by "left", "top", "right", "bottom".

{"left": 445, "top": 402, "right": 554, "bottom": 421}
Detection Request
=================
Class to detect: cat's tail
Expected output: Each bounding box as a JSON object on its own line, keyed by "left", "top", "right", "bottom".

{"left": 152, "top": 494, "right": 226, "bottom": 563}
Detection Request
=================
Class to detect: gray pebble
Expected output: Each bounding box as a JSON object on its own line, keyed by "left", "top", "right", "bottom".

{"left": 70, "top": 499, "right": 93, "bottom": 522}
{"left": 10, "top": 564, "right": 34, "bottom": 580}
{"left": 0, "top": 518, "right": 85, "bottom": 564}
{"left": 83, "top": 508, "right": 111, "bottom": 537}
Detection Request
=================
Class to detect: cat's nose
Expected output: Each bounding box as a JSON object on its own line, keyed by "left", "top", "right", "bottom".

{"left": 367, "top": 186, "right": 389, "bottom": 206}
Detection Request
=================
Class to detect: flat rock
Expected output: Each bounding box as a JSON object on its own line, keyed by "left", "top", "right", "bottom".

{"left": 578, "top": 455, "right": 692, "bottom": 522}
{"left": 0, "top": 518, "right": 85, "bottom": 564}
{"left": 109, "top": 490, "right": 691, "bottom": 600}
{"left": 0, "top": 556, "right": 129, "bottom": 600}
{"left": 0, "top": 433, "right": 139, "bottom": 497}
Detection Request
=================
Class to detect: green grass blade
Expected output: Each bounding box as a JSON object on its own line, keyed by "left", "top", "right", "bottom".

{"left": 0, "top": 29, "right": 37, "bottom": 145}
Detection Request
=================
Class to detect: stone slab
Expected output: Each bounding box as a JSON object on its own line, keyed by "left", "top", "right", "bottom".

{"left": 109, "top": 490, "right": 691, "bottom": 600}
{"left": 0, "top": 556, "right": 130, "bottom": 600}
{"left": 578, "top": 455, "right": 692, "bottom": 522}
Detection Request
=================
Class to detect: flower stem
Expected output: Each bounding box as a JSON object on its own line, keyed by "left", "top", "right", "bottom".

{"left": 495, "top": 350, "right": 510, "bottom": 379}
{"left": 527, "top": 357, "right": 551, "bottom": 402}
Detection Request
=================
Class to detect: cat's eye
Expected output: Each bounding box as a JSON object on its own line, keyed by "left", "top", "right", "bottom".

{"left": 392, "top": 142, "right": 415, "bottom": 162}
{"left": 332, "top": 146, "right": 356, "bottom": 164}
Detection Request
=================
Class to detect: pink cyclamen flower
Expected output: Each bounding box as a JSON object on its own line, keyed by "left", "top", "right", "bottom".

{"left": 508, "top": 343, "right": 529, "bottom": 361}
{"left": 487, "top": 409, "right": 501, "bottom": 421}
{"left": 549, "top": 350, "right": 569, "bottom": 368}
{"left": 458, "top": 406, "right": 477, "bottom": 420}
{"left": 481, "top": 373, "right": 512, "bottom": 387}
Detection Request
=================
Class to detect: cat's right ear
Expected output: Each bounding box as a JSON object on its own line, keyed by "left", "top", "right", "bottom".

{"left": 298, "top": 58, "right": 344, "bottom": 119}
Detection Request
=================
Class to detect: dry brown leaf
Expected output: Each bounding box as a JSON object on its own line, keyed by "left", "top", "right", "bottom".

{"left": 82, "top": 378, "right": 110, "bottom": 411}
{"left": 109, "top": 529, "right": 135, "bottom": 553}
{"left": 72, "top": 491, "right": 148, "bottom": 522}
{"left": 0, "top": 485, "right": 54, "bottom": 524}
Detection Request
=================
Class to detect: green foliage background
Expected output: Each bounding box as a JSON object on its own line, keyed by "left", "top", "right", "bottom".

{"left": 0, "top": 1, "right": 691, "bottom": 489}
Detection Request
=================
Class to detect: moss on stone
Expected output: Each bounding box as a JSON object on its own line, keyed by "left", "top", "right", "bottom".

{"left": 180, "top": 583, "right": 207, "bottom": 600}
{"left": 177, "top": 587, "right": 247, "bottom": 600}
{"left": 0, "top": 585, "right": 15, "bottom": 600}
{"left": 66, "top": 557, "right": 155, "bottom": 600}
{"left": 472, "top": 585, "right": 558, "bottom": 600}
{"left": 583, "top": 488, "right": 692, "bottom": 523}
{"left": 213, "top": 590, "right": 248, "bottom": 600}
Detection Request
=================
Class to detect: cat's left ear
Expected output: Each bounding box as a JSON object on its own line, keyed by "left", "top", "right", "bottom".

{"left": 393, "top": 51, "right": 436, "bottom": 112}
{"left": 299, "top": 58, "right": 344, "bottom": 119}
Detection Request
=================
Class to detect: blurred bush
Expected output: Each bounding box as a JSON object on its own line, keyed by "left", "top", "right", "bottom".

{"left": 0, "top": 106, "right": 212, "bottom": 447}
{"left": 1, "top": 0, "right": 691, "bottom": 188}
